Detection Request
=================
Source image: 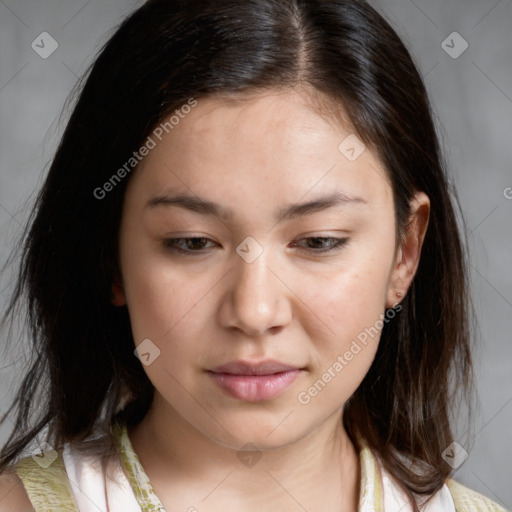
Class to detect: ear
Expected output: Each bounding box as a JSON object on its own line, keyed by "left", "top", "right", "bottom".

{"left": 386, "top": 191, "right": 430, "bottom": 308}
{"left": 111, "top": 270, "right": 127, "bottom": 306}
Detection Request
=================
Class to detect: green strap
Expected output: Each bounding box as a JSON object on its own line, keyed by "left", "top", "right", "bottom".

{"left": 113, "top": 420, "right": 167, "bottom": 511}
{"left": 356, "top": 434, "right": 384, "bottom": 511}
{"left": 15, "top": 451, "right": 79, "bottom": 512}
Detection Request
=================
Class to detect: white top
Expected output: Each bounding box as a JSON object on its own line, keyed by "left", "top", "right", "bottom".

{"left": 62, "top": 444, "right": 140, "bottom": 511}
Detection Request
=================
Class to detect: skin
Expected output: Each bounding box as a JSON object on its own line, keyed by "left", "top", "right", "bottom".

{"left": 112, "top": 88, "right": 430, "bottom": 512}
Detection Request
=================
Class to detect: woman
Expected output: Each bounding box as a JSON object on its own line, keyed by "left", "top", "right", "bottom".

{"left": 0, "top": 0, "right": 507, "bottom": 510}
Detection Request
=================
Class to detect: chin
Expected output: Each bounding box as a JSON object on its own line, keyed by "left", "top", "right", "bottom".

{"left": 204, "top": 416, "right": 309, "bottom": 451}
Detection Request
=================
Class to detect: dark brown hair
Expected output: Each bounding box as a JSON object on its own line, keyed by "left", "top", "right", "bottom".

{"left": 1, "top": 0, "right": 475, "bottom": 509}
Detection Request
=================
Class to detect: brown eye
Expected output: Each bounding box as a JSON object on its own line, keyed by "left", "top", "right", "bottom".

{"left": 293, "top": 237, "right": 349, "bottom": 253}
{"left": 163, "top": 237, "right": 217, "bottom": 254}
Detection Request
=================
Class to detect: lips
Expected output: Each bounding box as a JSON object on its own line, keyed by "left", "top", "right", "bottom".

{"left": 206, "top": 359, "right": 304, "bottom": 402}
{"left": 209, "top": 359, "right": 301, "bottom": 376}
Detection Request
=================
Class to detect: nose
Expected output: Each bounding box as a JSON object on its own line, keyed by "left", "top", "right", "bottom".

{"left": 218, "top": 245, "right": 292, "bottom": 337}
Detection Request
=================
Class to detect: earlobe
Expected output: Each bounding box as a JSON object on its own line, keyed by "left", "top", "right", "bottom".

{"left": 386, "top": 191, "right": 430, "bottom": 308}
{"left": 396, "top": 247, "right": 402, "bottom": 264}
{"left": 111, "top": 272, "right": 126, "bottom": 306}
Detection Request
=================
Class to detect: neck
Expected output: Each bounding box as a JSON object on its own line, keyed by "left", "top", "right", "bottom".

{"left": 128, "top": 393, "right": 361, "bottom": 512}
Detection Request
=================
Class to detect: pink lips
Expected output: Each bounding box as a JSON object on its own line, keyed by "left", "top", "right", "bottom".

{"left": 207, "top": 360, "right": 303, "bottom": 402}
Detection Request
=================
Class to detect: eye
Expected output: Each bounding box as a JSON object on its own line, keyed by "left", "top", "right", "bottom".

{"left": 163, "top": 237, "right": 217, "bottom": 254}
{"left": 162, "top": 236, "right": 349, "bottom": 256}
{"left": 292, "top": 237, "right": 349, "bottom": 254}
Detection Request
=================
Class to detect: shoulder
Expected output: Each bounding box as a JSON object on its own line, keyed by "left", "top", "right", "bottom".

{"left": 0, "top": 471, "right": 34, "bottom": 511}
{"left": 446, "top": 478, "right": 509, "bottom": 512}
{"left": 0, "top": 428, "right": 121, "bottom": 512}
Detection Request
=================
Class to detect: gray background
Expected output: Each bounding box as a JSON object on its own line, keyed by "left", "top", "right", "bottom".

{"left": 0, "top": 0, "right": 511, "bottom": 508}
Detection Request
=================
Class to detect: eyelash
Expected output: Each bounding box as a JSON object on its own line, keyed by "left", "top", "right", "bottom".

{"left": 163, "top": 236, "right": 349, "bottom": 255}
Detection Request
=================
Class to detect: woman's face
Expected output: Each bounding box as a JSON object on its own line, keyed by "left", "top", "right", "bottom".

{"left": 115, "top": 89, "right": 428, "bottom": 449}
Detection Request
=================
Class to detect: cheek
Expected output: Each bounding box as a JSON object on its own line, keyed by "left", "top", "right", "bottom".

{"left": 125, "top": 271, "right": 211, "bottom": 346}
{"left": 294, "top": 273, "right": 388, "bottom": 415}
{"left": 123, "top": 260, "right": 213, "bottom": 398}
{"left": 312, "top": 254, "right": 391, "bottom": 340}
{"left": 299, "top": 245, "right": 393, "bottom": 395}
{"left": 120, "top": 238, "right": 209, "bottom": 346}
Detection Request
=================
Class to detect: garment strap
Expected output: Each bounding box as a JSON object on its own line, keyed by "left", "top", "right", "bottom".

{"left": 113, "top": 420, "right": 167, "bottom": 511}
{"left": 15, "top": 450, "right": 79, "bottom": 512}
{"left": 357, "top": 436, "right": 385, "bottom": 511}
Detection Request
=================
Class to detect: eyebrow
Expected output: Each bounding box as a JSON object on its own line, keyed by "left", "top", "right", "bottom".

{"left": 145, "top": 191, "right": 367, "bottom": 221}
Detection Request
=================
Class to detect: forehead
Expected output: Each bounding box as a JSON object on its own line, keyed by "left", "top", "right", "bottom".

{"left": 128, "top": 90, "right": 393, "bottom": 215}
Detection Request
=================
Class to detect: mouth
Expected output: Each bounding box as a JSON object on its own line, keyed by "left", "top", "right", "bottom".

{"left": 206, "top": 359, "right": 305, "bottom": 402}
{"left": 209, "top": 359, "right": 302, "bottom": 376}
